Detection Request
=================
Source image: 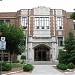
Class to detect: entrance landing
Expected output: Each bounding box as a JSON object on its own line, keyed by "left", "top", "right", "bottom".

{"left": 30, "top": 61, "right": 57, "bottom": 65}
{"left": 34, "top": 45, "right": 50, "bottom": 61}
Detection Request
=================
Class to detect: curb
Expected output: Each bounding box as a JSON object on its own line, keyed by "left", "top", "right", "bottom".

{"left": 2, "top": 70, "right": 23, "bottom": 75}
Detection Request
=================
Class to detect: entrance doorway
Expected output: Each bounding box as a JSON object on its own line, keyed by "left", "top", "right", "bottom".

{"left": 38, "top": 49, "right": 46, "bottom": 61}
{"left": 34, "top": 45, "right": 50, "bottom": 61}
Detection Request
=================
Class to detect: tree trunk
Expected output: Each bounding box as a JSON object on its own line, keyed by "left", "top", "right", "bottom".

{"left": 10, "top": 52, "right": 11, "bottom": 66}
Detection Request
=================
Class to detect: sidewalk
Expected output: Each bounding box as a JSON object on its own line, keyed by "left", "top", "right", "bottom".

{"left": 2, "top": 65, "right": 75, "bottom": 75}
{"left": 3, "top": 65, "right": 64, "bottom": 75}
{"left": 31, "top": 65, "right": 64, "bottom": 75}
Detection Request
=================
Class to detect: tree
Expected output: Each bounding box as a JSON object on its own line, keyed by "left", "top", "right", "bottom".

{"left": 70, "top": 12, "right": 75, "bottom": 20}
{"left": 58, "top": 49, "right": 69, "bottom": 64}
{"left": 58, "top": 32, "right": 75, "bottom": 64}
{"left": 64, "top": 32, "right": 75, "bottom": 52}
{"left": 64, "top": 32, "right": 75, "bottom": 64}
{"left": 21, "top": 55, "right": 26, "bottom": 64}
{"left": 1, "top": 24, "right": 25, "bottom": 63}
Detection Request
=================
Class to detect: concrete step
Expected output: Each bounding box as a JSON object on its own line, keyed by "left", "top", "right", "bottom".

{"left": 28, "top": 61, "right": 57, "bottom": 65}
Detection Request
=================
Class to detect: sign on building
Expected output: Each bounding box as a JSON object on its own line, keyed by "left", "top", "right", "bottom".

{"left": 1, "top": 37, "right": 5, "bottom": 41}
{"left": 0, "top": 41, "right": 6, "bottom": 50}
{"left": 0, "top": 37, "right": 6, "bottom": 50}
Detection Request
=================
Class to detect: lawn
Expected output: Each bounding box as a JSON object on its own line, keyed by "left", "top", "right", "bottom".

{"left": 11, "top": 63, "right": 25, "bottom": 68}
{"left": 1, "top": 63, "right": 25, "bottom": 74}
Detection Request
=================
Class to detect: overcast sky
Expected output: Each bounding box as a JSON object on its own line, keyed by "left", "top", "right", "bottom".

{"left": 0, "top": 0, "right": 75, "bottom": 12}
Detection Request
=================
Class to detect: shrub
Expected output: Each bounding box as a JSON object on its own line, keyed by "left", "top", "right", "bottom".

{"left": 2, "top": 61, "right": 7, "bottom": 65}
{"left": 21, "top": 55, "right": 26, "bottom": 60}
{"left": 0, "top": 62, "right": 11, "bottom": 71}
{"left": 57, "top": 63, "right": 67, "bottom": 70}
{"left": 12, "top": 60, "right": 19, "bottom": 63}
{"left": 67, "top": 63, "right": 75, "bottom": 69}
{"left": 21, "top": 61, "right": 25, "bottom": 64}
{"left": 3, "top": 64, "right": 11, "bottom": 71}
{"left": 58, "top": 49, "right": 69, "bottom": 64}
{"left": 68, "top": 56, "right": 75, "bottom": 65}
{"left": 21, "top": 55, "right": 26, "bottom": 64}
{"left": 23, "top": 64, "right": 33, "bottom": 71}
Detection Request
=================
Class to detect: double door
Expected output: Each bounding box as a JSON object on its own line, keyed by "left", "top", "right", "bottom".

{"left": 34, "top": 46, "right": 50, "bottom": 61}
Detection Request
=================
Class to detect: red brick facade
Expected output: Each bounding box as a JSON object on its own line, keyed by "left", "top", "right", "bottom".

{"left": 0, "top": 7, "right": 74, "bottom": 61}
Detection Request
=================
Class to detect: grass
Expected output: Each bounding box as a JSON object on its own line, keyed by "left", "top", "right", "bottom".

{"left": 11, "top": 63, "right": 25, "bottom": 68}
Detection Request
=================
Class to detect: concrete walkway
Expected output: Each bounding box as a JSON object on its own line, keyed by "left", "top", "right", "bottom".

{"left": 7, "top": 65, "right": 64, "bottom": 75}
{"left": 31, "top": 65, "right": 64, "bottom": 75}
{"left": 2, "top": 65, "right": 75, "bottom": 75}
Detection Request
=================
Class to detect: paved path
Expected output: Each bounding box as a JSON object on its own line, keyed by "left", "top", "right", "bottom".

{"left": 64, "top": 72, "right": 75, "bottom": 75}
{"left": 2, "top": 65, "right": 75, "bottom": 75}
{"left": 31, "top": 65, "right": 64, "bottom": 75}
{"left": 10, "top": 65, "right": 64, "bottom": 75}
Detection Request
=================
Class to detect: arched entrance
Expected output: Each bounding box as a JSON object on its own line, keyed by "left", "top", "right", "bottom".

{"left": 34, "top": 45, "right": 50, "bottom": 61}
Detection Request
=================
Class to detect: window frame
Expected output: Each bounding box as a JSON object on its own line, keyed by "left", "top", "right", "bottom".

{"left": 58, "top": 37, "right": 63, "bottom": 47}
{"left": 21, "top": 17, "right": 27, "bottom": 29}
{"left": 0, "top": 20, "right": 4, "bottom": 25}
{"left": 34, "top": 17, "right": 50, "bottom": 29}
{"left": 56, "top": 17, "right": 63, "bottom": 30}
{"left": 5, "top": 20, "right": 10, "bottom": 27}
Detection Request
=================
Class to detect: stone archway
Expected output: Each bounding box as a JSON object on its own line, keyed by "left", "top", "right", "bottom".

{"left": 34, "top": 44, "right": 50, "bottom": 61}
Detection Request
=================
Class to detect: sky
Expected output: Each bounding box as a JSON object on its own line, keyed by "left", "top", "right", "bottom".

{"left": 0, "top": 0, "right": 75, "bottom": 12}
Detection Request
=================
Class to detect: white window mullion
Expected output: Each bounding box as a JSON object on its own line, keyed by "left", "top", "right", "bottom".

{"left": 34, "top": 17, "right": 49, "bottom": 29}
{"left": 21, "top": 17, "right": 27, "bottom": 29}
{"left": 56, "top": 17, "right": 63, "bottom": 30}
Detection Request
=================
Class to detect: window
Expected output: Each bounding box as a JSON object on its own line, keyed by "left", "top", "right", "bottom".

{"left": 58, "top": 37, "right": 63, "bottom": 46}
{"left": 4, "top": 57, "right": 8, "bottom": 61}
{"left": 74, "top": 23, "right": 75, "bottom": 30}
{"left": 0, "top": 20, "right": 4, "bottom": 25}
{"left": 34, "top": 17, "right": 39, "bottom": 29}
{"left": 21, "top": 17, "right": 27, "bottom": 29}
{"left": 46, "top": 26, "right": 49, "bottom": 29}
{"left": 36, "top": 26, "right": 39, "bottom": 29}
{"left": 56, "top": 17, "right": 63, "bottom": 29}
{"left": 39, "top": 17, "right": 44, "bottom": 29}
{"left": 6, "top": 20, "right": 10, "bottom": 27}
{"left": 0, "top": 20, "right": 4, "bottom": 32}
{"left": 45, "top": 17, "right": 49, "bottom": 29}
{"left": 41, "top": 26, "right": 44, "bottom": 29}
{"left": 34, "top": 17, "right": 49, "bottom": 29}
